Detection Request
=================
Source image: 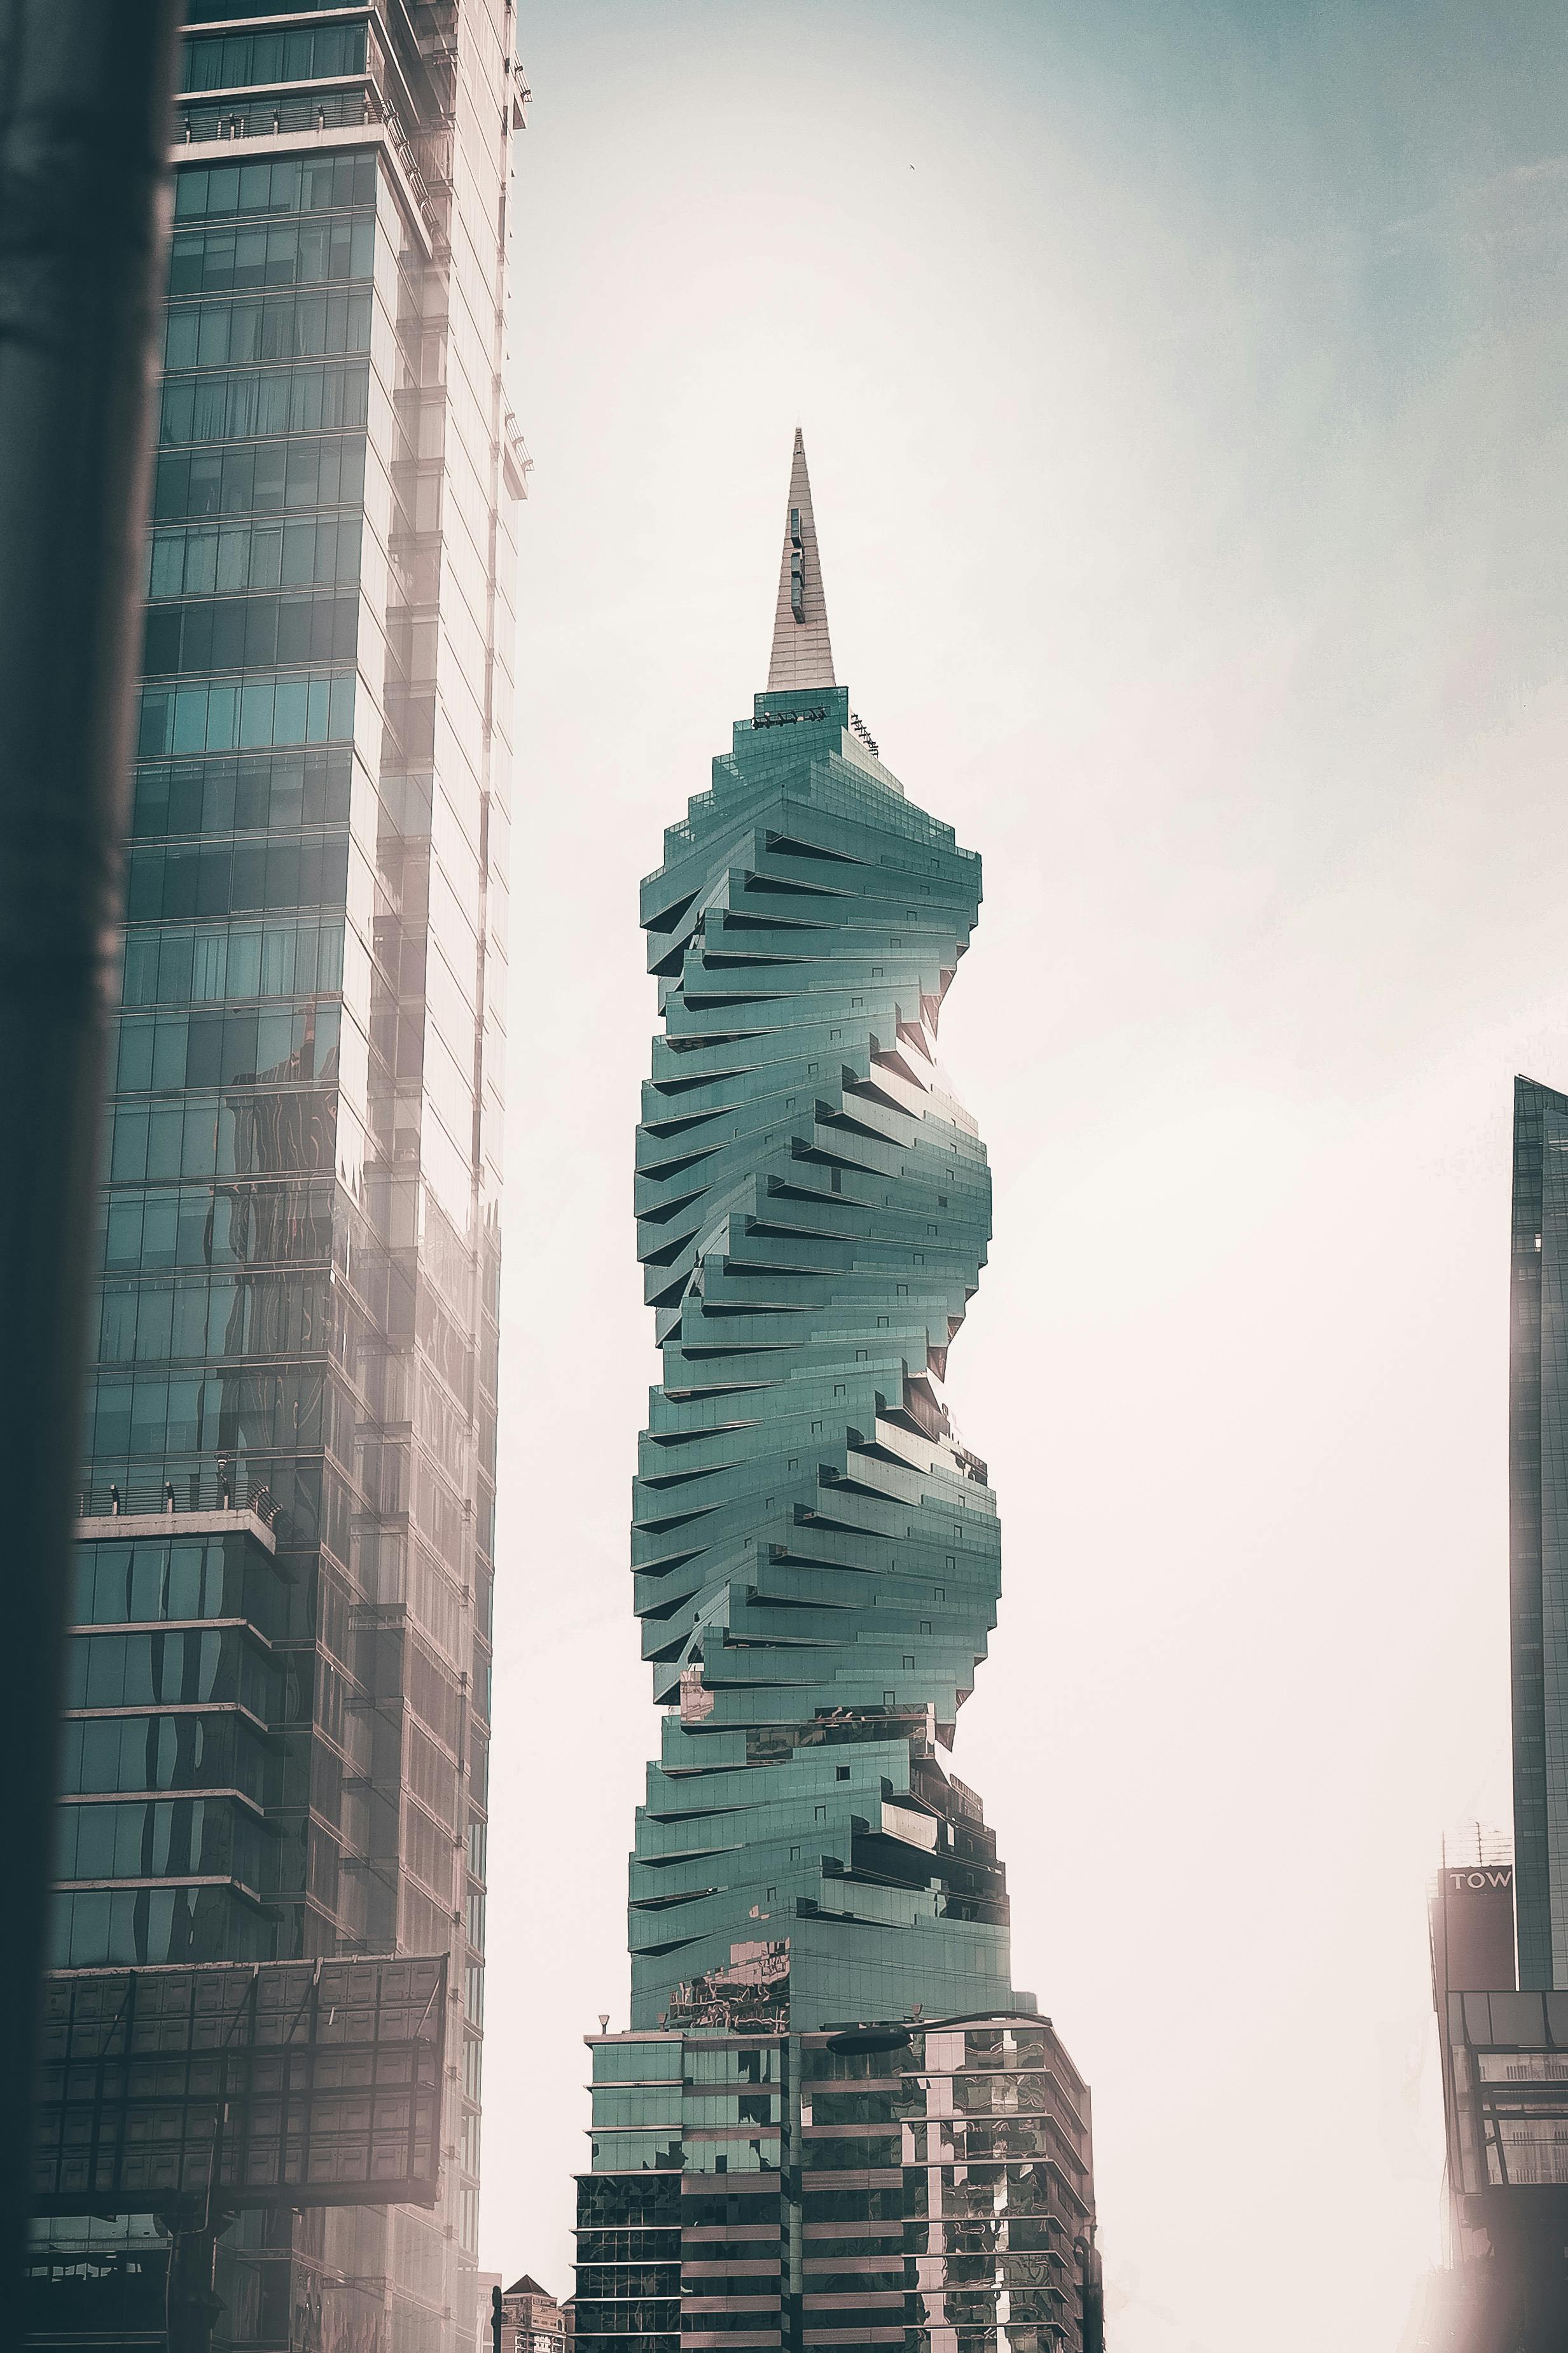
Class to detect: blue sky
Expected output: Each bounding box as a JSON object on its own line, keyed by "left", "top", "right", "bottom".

{"left": 484, "top": 8, "right": 1568, "bottom": 2345}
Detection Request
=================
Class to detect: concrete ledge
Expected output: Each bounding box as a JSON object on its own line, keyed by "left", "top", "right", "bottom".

{"left": 76, "top": 1506, "right": 277, "bottom": 1554}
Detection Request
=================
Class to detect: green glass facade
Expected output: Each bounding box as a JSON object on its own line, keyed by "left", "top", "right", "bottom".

{"left": 29, "top": 7, "right": 522, "bottom": 2347}
{"left": 630, "top": 440, "right": 1016, "bottom": 2038}
{"left": 631, "top": 679, "right": 1016, "bottom": 2037}
{"left": 576, "top": 441, "right": 1100, "bottom": 2353}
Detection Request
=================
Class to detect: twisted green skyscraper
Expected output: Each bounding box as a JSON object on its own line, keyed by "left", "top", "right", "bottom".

{"left": 574, "top": 439, "right": 1099, "bottom": 2353}
{"left": 629, "top": 433, "right": 1025, "bottom": 2035}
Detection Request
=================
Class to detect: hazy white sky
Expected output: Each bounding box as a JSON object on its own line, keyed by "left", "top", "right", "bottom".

{"left": 482, "top": 6, "right": 1568, "bottom": 2345}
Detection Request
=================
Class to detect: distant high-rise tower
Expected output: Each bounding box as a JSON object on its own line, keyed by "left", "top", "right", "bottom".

{"left": 1419, "top": 1076, "right": 1568, "bottom": 2348}
{"left": 27, "top": 6, "right": 524, "bottom": 2346}
{"left": 572, "top": 435, "right": 1101, "bottom": 2353}
{"left": 1511, "top": 1073, "right": 1568, "bottom": 1989}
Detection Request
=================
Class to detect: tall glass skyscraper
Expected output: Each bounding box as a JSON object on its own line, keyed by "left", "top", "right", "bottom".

{"left": 29, "top": 6, "right": 522, "bottom": 2345}
{"left": 573, "top": 440, "right": 1101, "bottom": 2353}
{"left": 1416, "top": 1076, "right": 1568, "bottom": 2344}
{"left": 1511, "top": 1073, "right": 1568, "bottom": 1989}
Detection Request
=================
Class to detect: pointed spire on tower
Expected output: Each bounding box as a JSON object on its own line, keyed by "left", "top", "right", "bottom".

{"left": 767, "top": 428, "right": 836, "bottom": 692}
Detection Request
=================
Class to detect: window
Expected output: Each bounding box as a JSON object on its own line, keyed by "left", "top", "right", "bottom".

{"left": 167, "top": 212, "right": 375, "bottom": 298}
{"left": 159, "top": 360, "right": 369, "bottom": 449}
{"left": 142, "top": 589, "right": 359, "bottom": 679}
{"left": 132, "top": 744, "right": 352, "bottom": 839}
{"left": 179, "top": 25, "right": 370, "bottom": 98}
{"left": 153, "top": 431, "right": 367, "bottom": 526}
{"left": 163, "top": 286, "right": 371, "bottom": 378}
{"left": 125, "top": 827, "right": 354, "bottom": 924}
{"left": 172, "top": 151, "right": 377, "bottom": 225}
{"left": 137, "top": 669, "right": 355, "bottom": 760}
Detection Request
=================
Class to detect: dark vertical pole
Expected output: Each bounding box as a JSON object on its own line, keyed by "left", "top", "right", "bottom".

{"left": 0, "top": 0, "right": 182, "bottom": 2308}
{"left": 161, "top": 2206, "right": 227, "bottom": 2353}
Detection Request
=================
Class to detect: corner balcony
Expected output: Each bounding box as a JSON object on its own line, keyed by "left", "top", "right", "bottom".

{"left": 173, "top": 78, "right": 441, "bottom": 254}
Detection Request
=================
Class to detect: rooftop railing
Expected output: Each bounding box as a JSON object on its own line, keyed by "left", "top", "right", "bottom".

{"left": 75, "top": 1469, "right": 280, "bottom": 1527}
{"left": 174, "top": 81, "right": 437, "bottom": 239}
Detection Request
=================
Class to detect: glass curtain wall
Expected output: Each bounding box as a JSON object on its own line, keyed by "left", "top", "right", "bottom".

{"left": 1511, "top": 1075, "right": 1568, "bottom": 1991}
{"left": 29, "top": 6, "right": 520, "bottom": 2349}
